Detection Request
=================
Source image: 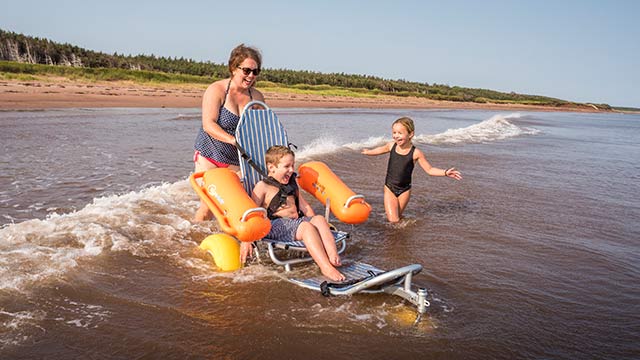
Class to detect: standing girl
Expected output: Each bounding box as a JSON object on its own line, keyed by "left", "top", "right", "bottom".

{"left": 361, "top": 117, "right": 462, "bottom": 223}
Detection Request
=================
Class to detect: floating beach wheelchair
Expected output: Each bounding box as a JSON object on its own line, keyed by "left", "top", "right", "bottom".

{"left": 190, "top": 101, "right": 430, "bottom": 315}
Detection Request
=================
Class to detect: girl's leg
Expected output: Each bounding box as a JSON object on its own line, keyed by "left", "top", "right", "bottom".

{"left": 397, "top": 189, "right": 412, "bottom": 217}
{"left": 384, "top": 187, "right": 412, "bottom": 223}
{"left": 384, "top": 186, "right": 401, "bottom": 222}
{"left": 309, "top": 215, "right": 341, "bottom": 266}
{"left": 296, "top": 222, "right": 345, "bottom": 281}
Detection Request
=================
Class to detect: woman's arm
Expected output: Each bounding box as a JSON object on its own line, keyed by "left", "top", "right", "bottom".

{"left": 201, "top": 83, "right": 235, "bottom": 144}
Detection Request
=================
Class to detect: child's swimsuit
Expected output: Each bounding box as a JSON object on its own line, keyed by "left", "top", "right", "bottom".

{"left": 266, "top": 216, "right": 312, "bottom": 242}
{"left": 384, "top": 143, "right": 415, "bottom": 197}
{"left": 194, "top": 80, "right": 253, "bottom": 166}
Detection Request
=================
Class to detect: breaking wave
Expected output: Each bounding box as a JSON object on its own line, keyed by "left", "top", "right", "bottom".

{"left": 0, "top": 180, "right": 199, "bottom": 294}
{"left": 298, "top": 113, "right": 539, "bottom": 159}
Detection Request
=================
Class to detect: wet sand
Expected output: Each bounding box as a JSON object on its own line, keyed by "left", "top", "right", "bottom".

{"left": 0, "top": 78, "right": 600, "bottom": 112}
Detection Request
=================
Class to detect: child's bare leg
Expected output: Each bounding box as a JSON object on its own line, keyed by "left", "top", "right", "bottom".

{"left": 383, "top": 187, "right": 401, "bottom": 223}
{"left": 296, "top": 222, "right": 345, "bottom": 282}
{"left": 397, "top": 190, "right": 411, "bottom": 217}
{"left": 310, "top": 215, "right": 341, "bottom": 266}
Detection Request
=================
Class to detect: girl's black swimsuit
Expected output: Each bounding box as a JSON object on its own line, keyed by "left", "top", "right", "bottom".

{"left": 384, "top": 144, "right": 415, "bottom": 197}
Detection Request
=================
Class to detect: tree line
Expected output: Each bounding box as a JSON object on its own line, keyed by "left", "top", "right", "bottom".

{"left": 0, "top": 29, "right": 610, "bottom": 109}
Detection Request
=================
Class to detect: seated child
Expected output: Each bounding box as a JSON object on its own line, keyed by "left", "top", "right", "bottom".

{"left": 251, "top": 145, "right": 345, "bottom": 282}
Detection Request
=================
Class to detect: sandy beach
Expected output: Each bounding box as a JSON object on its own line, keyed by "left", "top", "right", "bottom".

{"left": 0, "top": 78, "right": 601, "bottom": 112}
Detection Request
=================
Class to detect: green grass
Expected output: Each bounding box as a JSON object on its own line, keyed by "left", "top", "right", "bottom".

{"left": 0, "top": 61, "right": 607, "bottom": 110}
{"left": 0, "top": 72, "right": 40, "bottom": 81}
{"left": 0, "top": 61, "right": 213, "bottom": 85}
{"left": 257, "top": 81, "right": 378, "bottom": 98}
{"left": 612, "top": 106, "right": 640, "bottom": 112}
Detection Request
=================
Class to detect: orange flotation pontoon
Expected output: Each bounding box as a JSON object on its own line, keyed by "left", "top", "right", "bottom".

{"left": 297, "top": 161, "right": 371, "bottom": 224}
{"left": 188, "top": 102, "right": 429, "bottom": 316}
{"left": 190, "top": 168, "right": 271, "bottom": 242}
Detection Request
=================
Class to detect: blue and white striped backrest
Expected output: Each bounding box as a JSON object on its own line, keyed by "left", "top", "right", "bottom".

{"left": 236, "top": 101, "right": 289, "bottom": 195}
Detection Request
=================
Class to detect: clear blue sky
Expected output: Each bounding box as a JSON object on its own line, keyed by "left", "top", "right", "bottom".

{"left": 2, "top": 0, "right": 638, "bottom": 107}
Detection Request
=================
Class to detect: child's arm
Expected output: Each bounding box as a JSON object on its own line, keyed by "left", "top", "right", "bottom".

{"left": 251, "top": 181, "right": 267, "bottom": 207}
{"left": 361, "top": 141, "right": 393, "bottom": 156}
{"left": 415, "top": 148, "right": 462, "bottom": 180}
{"left": 297, "top": 189, "right": 316, "bottom": 217}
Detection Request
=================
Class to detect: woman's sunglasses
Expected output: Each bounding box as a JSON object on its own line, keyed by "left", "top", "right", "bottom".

{"left": 237, "top": 66, "right": 260, "bottom": 76}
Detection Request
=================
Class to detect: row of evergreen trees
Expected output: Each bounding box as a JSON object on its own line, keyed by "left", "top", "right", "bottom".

{"left": 0, "top": 29, "right": 229, "bottom": 76}
{"left": 0, "top": 28, "right": 434, "bottom": 94}
{"left": 1, "top": 28, "right": 606, "bottom": 108}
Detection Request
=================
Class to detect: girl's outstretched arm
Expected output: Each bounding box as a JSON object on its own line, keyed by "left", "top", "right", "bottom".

{"left": 361, "top": 141, "right": 393, "bottom": 156}
{"left": 415, "top": 148, "right": 462, "bottom": 180}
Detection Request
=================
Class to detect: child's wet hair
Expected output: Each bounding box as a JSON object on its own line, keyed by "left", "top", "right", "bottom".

{"left": 393, "top": 116, "right": 415, "bottom": 133}
{"left": 265, "top": 145, "right": 295, "bottom": 165}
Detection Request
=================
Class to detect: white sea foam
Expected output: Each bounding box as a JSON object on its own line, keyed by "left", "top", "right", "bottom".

{"left": 415, "top": 113, "right": 539, "bottom": 145}
{"left": 0, "top": 179, "right": 198, "bottom": 293}
{"left": 0, "top": 309, "right": 46, "bottom": 348}
{"left": 57, "top": 298, "right": 112, "bottom": 329}
{"left": 344, "top": 136, "right": 388, "bottom": 151}
{"left": 296, "top": 137, "right": 344, "bottom": 161}
{"left": 295, "top": 113, "right": 539, "bottom": 158}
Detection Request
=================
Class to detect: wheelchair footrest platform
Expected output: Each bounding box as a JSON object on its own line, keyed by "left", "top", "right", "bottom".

{"left": 288, "top": 261, "right": 422, "bottom": 295}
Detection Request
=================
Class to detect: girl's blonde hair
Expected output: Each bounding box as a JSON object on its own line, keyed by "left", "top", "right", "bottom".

{"left": 393, "top": 116, "right": 415, "bottom": 134}
{"left": 265, "top": 145, "right": 294, "bottom": 166}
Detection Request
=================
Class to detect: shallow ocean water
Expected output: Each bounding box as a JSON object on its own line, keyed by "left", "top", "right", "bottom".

{"left": 1, "top": 107, "right": 638, "bottom": 359}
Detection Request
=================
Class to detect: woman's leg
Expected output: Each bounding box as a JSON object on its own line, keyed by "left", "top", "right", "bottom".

{"left": 193, "top": 153, "right": 240, "bottom": 222}
{"left": 193, "top": 154, "right": 217, "bottom": 222}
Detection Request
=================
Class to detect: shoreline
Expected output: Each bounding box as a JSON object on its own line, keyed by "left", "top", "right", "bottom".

{"left": 0, "top": 79, "right": 604, "bottom": 112}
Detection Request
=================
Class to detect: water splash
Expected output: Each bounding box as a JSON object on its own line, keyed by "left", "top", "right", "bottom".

{"left": 296, "top": 137, "right": 344, "bottom": 161}
{"left": 294, "top": 113, "right": 539, "bottom": 157}
{"left": 0, "top": 180, "right": 198, "bottom": 293}
{"left": 0, "top": 309, "right": 46, "bottom": 348}
{"left": 416, "top": 113, "right": 539, "bottom": 145}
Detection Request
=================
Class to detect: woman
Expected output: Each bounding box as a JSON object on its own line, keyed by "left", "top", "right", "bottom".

{"left": 193, "top": 44, "right": 265, "bottom": 222}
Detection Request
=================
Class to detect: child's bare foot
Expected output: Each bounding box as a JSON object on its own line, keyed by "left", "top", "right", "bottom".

{"left": 329, "top": 254, "right": 342, "bottom": 267}
{"left": 320, "top": 265, "right": 345, "bottom": 282}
